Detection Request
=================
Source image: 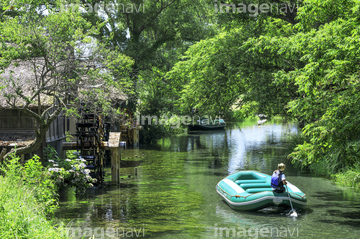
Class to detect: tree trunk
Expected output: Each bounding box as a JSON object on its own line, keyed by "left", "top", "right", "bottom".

{"left": 2, "top": 103, "right": 63, "bottom": 162}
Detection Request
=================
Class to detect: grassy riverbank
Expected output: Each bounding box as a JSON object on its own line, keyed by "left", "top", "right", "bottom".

{"left": 0, "top": 154, "right": 66, "bottom": 238}
{"left": 286, "top": 133, "right": 360, "bottom": 190}
{"left": 332, "top": 166, "right": 360, "bottom": 190}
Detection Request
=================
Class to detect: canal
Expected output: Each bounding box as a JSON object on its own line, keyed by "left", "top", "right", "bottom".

{"left": 55, "top": 119, "right": 360, "bottom": 238}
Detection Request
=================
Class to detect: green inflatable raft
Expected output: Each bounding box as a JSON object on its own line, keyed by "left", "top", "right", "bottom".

{"left": 216, "top": 171, "right": 307, "bottom": 211}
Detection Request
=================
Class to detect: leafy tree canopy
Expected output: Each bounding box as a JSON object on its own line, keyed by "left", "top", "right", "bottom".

{"left": 0, "top": 0, "right": 133, "bottom": 159}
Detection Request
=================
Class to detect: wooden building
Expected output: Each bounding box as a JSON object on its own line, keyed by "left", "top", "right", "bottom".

{"left": 0, "top": 107, "right": 71, "bottom": 161}
{"left": 0, "top": 61, "right": 69, "bottom": 160}
{"left": 0, "top": 60, "right": 140, "bottom": 161}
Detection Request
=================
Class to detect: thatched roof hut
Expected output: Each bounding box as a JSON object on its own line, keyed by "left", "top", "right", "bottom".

{"left": 0, "top": 58, "right": 129, "bottom": 148}
{"left": 0, "top": 58, "right": 128, "bottom": 109}
{"left": 0, "top": 59, "right": 55, "bottom": 108}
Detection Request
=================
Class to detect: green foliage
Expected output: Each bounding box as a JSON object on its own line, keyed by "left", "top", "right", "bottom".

{"left": 164, "top": 0, "right": 360, "bottom": 185}
{"left": 81, "top": 0, "right": 217, "bottom": 68}
{"left": 139, "top": 114, "right": 185, "bottom": 144}
{"left": 137, "top": 67, "right": 185, "bottom": 142}
{"left": 0, "top": 175, "right": 66, "bottom": 238}
{"left": 65, "top": 131, "right": 73, "bottom": 143}
{"left": 138, "top": 67, "right": 176, "bottom": 114}
{"left": 167, "top": 29, "right": 246, "bottom": 116}
{"left": 232, "top": 101, "right": 259, "bottom": 120}
{"left": 0, "top": 0, "right": 134, "bottom": 158}
{"left": 45, "top": 147, "right": 97, "bottom": 195}
{"left": 79, "top": 0, "right": 217, "bottom": 115}
{"left": 1, "top": 152, "right": 58, "bottom": 214}
{"left": 45, "top": 145, "right": 60, "bottom": 162}
{"left": 332, "top": 163, "right": 360, "bottom": 189}
{"left": 24, "top": 156, "right": 59, "bottom": 213}
{"left": 65, "top": 150, "right": 79, "bottom": 160}
{"left": 0, "top": 153, "right": 66, "bottom": 238}
{"left": 1, "top": 0, "right": 360, "bottom": 189}
{"left": 297, "top": 0, "right": 355, "bottom": 30}
{"left": 166, "top": 16, "right": 302, "bottom": 117}
{"left": 284, "top": 14, "right": 360, "bottom": 171}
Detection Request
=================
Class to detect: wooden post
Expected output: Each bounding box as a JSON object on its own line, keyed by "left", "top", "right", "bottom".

{"left": 62, "top": 133, "right": 123, "bottom": 184}
{"left": 109, "top": 132, "right": 121, "bottom": 183}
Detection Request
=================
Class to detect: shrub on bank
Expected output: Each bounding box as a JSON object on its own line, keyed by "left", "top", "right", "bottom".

{"left": 45, "top": 146, "right": 97, "bottom": 195}
{"left": 0, "top": 154, "right": 66, "bottom": 238}
{"left": 332, "top": 164, "right": 360, "bottom": 190}
{"left": 287, "top": 133, "right": 360, "bottom": 190}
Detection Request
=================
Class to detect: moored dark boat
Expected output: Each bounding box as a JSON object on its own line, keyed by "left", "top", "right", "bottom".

{"left": 188, "top": 118, "right": 226, "bottom": 130}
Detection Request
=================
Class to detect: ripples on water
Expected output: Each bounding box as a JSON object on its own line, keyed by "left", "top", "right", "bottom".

{"left": 55, "top": 119, "right": 360, "bottom": 238}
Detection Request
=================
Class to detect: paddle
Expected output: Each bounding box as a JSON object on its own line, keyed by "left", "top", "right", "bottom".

{"left": 286, "top": 185, "right": 298, "bottom": 218}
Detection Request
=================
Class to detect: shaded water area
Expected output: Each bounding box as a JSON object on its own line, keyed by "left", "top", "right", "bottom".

{"left": 55, "top": 119, "right": 360, "bottom": 238}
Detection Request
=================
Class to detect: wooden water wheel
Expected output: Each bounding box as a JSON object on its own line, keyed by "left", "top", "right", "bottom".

{"left": 76, "top": 110, "right": 105, "bottom": 183}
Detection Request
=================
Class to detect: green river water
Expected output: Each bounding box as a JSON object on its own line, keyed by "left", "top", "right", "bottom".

{"left": 55, "top": 119, "right": 360, "bottom": 239}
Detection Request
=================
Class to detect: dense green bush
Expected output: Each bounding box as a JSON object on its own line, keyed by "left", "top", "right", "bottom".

{"left": 0, "top": 153, "right": 66, "bottom": 238}
{"left": 45, "top": 146, "right": 97, "bottom": 195}
{"left": 1, "top": 152, "right": 58, "bottom": 214}
{"left": 232, "top": 101, "right": 259, "bottom": 121}
{"left": 332, "top": 164, "right": 360, "bottom": 190}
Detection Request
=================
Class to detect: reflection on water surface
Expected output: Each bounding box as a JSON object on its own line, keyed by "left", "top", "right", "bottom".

{"left": 55, "top": 119, "right": 360, "bottom": 238}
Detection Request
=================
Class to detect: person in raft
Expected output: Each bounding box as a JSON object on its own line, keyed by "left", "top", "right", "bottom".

{"left": 271, "top": 163, "right": 287, "bottom": 193}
